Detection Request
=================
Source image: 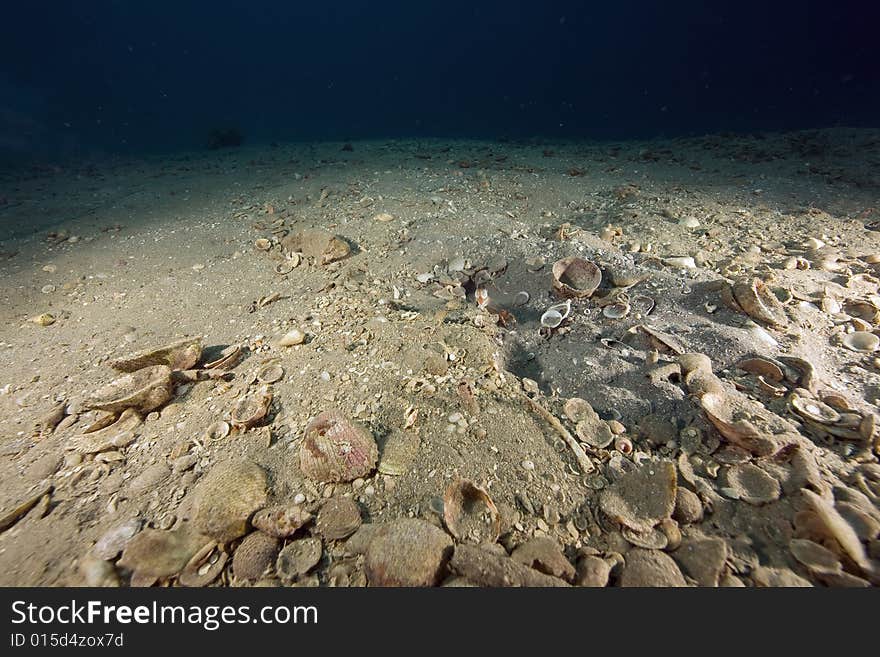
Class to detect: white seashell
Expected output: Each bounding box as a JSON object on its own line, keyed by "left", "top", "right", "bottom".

{"left": 278, "top": 329, "right": 305, "bottom": 347}
{"left": 842, "top": 331, "right": 880, "bottom": 353}
{"left": 663, "top": 256, "right": 696, "bottom": 270}
{"left": 602, "top": 302, "right": 630, "bottom": 319}
{"left": 679, "top": 217, "right": 700, "bottom": 229}
{"left": 540, "top": 300, "right": 571, "bottom": 328}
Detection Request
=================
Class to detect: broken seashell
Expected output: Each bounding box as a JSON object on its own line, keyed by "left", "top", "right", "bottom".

{"left": 842, "top": 331, "right": 880, "bottom": 353}
{"left": 378, "top": 429, "right": 419, "bottom": 476}
{"left": 117, "top": 524, "right": 207, "bottom": 579}
{"left": 230, "top": 384, "right": 273, "bottom": 430}
{"left": 699, "top": 392, "right": 778, "bottom": 456}
{"left": 178, "top": 543, "right": 227, "bottom": 587}
{"left": 202, "top": 344, "right": 243, "bottom": 370}
{"left": 442, "top": 480, "right": 501, "bottom": 544}
{"left": 191, "top": 459, "right": 268, "bottom": 543}
{"left": 552, "top": 257, "right": 601, "bottom": 298}
{"left": 737, "top": 356, "right": 785, "bottom": 382}
{"left": 251, "top": 505, "right": 312, "bottom": 538}
{"left": 281, "top": 229, "right": 351, "bottom": 265}
{"left": 86, "top": 365, "right": 174, "bottom": 415}
{"left": 109, "top": 337, "right": 203, "bottom": 372}
{"left": 299, "top": 411, "right": 378, "bottom": 483}
{"left": 540, "top": 300, "right": 571, "bottom": 329}
{"left": 31, "top": 313, "right": 56, "bottom": 326}
{"left": 663, "top": 256, "right": 696, "bottom": 270}
{"left": 789, "top": 392, "right": 840, "bottom": 424}
{"left": 731, "top": 277, "right": 787, "bottom": 328}
{"left": 69, "top": 408, "right": 141, "bottom": 454}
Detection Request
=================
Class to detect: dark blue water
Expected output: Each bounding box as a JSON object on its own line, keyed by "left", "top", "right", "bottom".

{"left": 1, "top": 0, "right": 877, "bottom": 160}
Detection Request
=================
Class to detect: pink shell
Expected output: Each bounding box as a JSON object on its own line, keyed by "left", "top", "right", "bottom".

{"left": 299, "top": 411, "right": 378, "bottom": 483}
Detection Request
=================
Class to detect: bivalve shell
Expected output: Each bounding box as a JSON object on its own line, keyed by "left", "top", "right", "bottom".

{"left": 552, "top": 257, "right": 601, "bottom": 298}
{"left": 364, "top": 519, "right": 453, "bottom": 587}
{"left": 109, "top": 337, "right": 203, "bottom": 373}
{"left": 315, "top": 496, "right": 362, "bottom": 541}
{"left": 251, "top": 505, "right": 312, "bottom": 538}
{"left": 233, "top": 532, "right": 280, "bottom": 581}
{"left": 442, "top": 480, "right": 501, "bottom": 544}
{"left": 86, "top": 365, "right": 174, "bottom": 415}
{"left": 190, "top": 459, "right": 268, "bottom": 543}
{"left": 299, "top": 411, "right": 378, "bottom": 483}
{"left": 842, "top": 331, "right": 880, "bottom": 353}
{"left": 731, "top": 277, "right": 787, "bottom": 328}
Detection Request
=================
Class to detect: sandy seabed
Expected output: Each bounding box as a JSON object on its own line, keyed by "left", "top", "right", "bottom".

{"left": 0, "top": 129, "right": 879, "bottom": 587}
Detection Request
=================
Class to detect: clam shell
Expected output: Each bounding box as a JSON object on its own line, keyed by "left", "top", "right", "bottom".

{"left": 251, "top": 505, "right": 312, "bottom": 538}
{"left": 86, "top": 365, "right": 174, "bottom": 414}
{"left": 255, "top": 238, "right": 272, "bottom": 251}
{"left": 513, "top": 291, "right": 530, "bottom": 306}
{"left": 315, "top": 496, "right": 362, "bottom": 541}
{"left": 563, "top": 397, "right": 593, "bottom": 423}
{"left": 257, "top": 363, "right": 284, "bottom": 384}
{"left": 276, "top": 537, "right": 323, "bottom": 582}
{"left": 442, "top": 480, "right": 501, "bottom": 544}
{"left": 178, "top": 544, "right": 228, "bottom": 587}
{"left": 274, "top": 260, "right": 295, "bottom": 275}
{"left": 622, "top": 525, "right": 669, "bottom": 550}
{"left": 789, "top": 539, "right": 842, "bottom": 576}
{"left": 552, "top": 257, "right": 601, "bottom": 298}
{"left": 230, "top": 385, "right": 273, "bottom": 429}
{"left": 203, "top": 420, "right": 230, "bottom": 441}
{"left": 232, "top": 532, "right": 280, "bottom": 581}
{"left": 299, "top": 411, "right": 378, "bottom": 483}
{"left": 109, "top": 337, "right": 202, "bottom": 373}
{"left": 364, "top": 519, "right": 453, "bottom": 587}
{"left": 731, "top": 277, "right": 787, "bottom": 328}
{"left": 190, "top": 459, "right": 268, "bottom": 543}
{"left": 842, "top": 331, "right": 880, "bottom": 353}
{"left": 602, "top": 301, "right": 630, "bottom": 319}
{"left": 540, "top": 300, "right": 571, "bottom": 328}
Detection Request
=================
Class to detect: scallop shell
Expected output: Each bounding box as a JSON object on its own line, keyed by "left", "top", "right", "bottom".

{"left": 251, "top": 505, "right": 312, "bottom": 538}
{"left": 85, "top": 365, "right": 174, "bottom": 415}
{"left": 442, "top": 480, "right": 501, "bottom": 544}
{"left": 232, "top": 532, "right": 280, "bottom": 581}
{"left": 731, "top": 277, "right": 787, "bottom": 328}
{"left": 108, "top": 337, "right": 203, "bottom": 373}
{"left": 299, "top": 411, "right": 378, "bottom": 483}
{"left": 602, "top": 301, "right": 630, "bottom": 319}
{"left": 230, "top": 385, "right": 273, "bottom": 429}
{"left": 364, "top": 518, "right": 453, "bottom": 587}
{"left": 842, "top": 331, "right": 880, "bottom": 353}
{"left": 276, "top": 537, "right": 323, "bottom": 582}
{"left": 552, "top": 256, "right": 601, "bottom": 298}
{"left": 563, "top": 397, "right": 593, "bottom": 423}
{"left": 257, "top": 363, "right": 284, "bottom": 384}
{"left": 315, "top": 496, "right": 362, "bottom": 541}
{"left": 190, "top": 459, "right": 268, "bottom": 543}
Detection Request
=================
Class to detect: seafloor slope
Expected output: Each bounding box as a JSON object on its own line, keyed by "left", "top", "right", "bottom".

{"left": 0, "top": 129, "right": 878, "bottom": 586}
